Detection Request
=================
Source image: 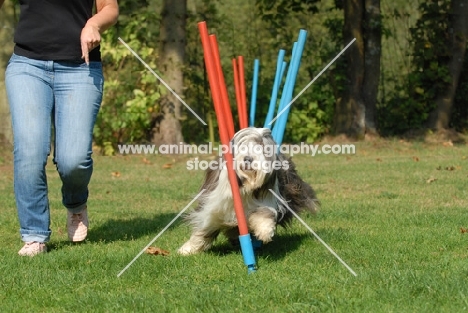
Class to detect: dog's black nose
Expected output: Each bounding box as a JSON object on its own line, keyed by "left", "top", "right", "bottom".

{"left": 244, "top": 156, "right": 253, "bottom": 163}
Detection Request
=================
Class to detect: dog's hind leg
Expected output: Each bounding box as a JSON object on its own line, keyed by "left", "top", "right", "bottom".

{"left": 223, "top": 227, "right": 241, "bottom": 246}
{"left": 178, "top": 229, "right": 220, "bottom": 255}
{"left": 248, "top": 207, "right": 277, "bottom": 243}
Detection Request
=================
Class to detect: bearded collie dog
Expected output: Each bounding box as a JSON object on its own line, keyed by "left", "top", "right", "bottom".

{"left": 178, "top": 127, "right": 318, "bottom": 255}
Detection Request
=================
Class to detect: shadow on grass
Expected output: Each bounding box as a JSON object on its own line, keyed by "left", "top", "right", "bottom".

{"left": 47, "top": 213, "right": 184, "bottom": 252}
{"left": 47, "top": 213, "right": 341, "bottom": 264}
{"left": 208, "top": 231, "right": 312, "bottom": 261}
{"left": 87, "top": 213, "right": 183, "bottom": 242}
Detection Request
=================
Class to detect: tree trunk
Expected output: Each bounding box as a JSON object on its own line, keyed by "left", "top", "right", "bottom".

{"left": 362, "top": 0, "right": 381, "bottom": 134}
{"left": 152, "top": 0, "right": 187, "bottom": 145}
{"left": 427, "top": 0, "right": 468, "bottom": 130}
{"left": 334, "top": 0, "right": 366, "bottom": 138}
{"left": 0, "top": 1, "right": 15, "bottom": 147}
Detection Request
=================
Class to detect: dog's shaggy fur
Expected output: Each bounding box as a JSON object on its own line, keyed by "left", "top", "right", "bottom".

{"left": 178, "top": 127, "right": 318, "bottom": 255}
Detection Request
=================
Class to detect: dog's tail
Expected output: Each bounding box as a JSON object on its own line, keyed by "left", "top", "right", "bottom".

{"left": 276, "top": 155, "right": 319, "bottom": 226}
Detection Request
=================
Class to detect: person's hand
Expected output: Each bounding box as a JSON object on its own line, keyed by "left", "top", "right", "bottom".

{"left": 81, "top": 22, "right": 101, "bottom": 65}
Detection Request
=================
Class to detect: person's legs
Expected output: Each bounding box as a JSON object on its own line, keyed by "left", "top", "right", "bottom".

{"left": 52, "top": 61, "right": 103, "bottom": 241}
{"left": 5, "top": 54, "right": 54, "bottom": 245}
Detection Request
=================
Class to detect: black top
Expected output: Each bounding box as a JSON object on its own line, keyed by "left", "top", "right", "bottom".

{"left": 14, "top": 0, "right": 101, "bottom": 62}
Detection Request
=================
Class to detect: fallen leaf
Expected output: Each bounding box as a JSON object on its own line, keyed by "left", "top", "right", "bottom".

{"left": 426, "top": 177, "right": 437, "bottom": 183}
{"left": 111, "top": 171, "right": 121, "bottom": 178}
{"left": 146, "top": 246, "right": 170, "bottom": 256}
{"left": 142, "top": 157, "right": 151, "bottom": 165}
{"left": 163, "top": 163, "right": 173, "bottom": 169}
{"left": 443, "top": 141, "right": 453, "bottom": 147}
{"left": 376, "top": 158, "right": 382, "bottom": 162}
{"left": 461, "top": 227, "right": 467, "bottom": 234}
{"left": 413, "top": 156, "right": 419, "bottom": 162}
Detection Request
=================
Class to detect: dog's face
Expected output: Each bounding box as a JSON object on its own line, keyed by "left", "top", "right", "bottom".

{"left": 231, "top": 127, "right": 278, "bottom": 191}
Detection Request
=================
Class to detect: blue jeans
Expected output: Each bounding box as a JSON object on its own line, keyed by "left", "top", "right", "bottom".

{"left": 5, "top": 53, "right": 103, "bottom": 243}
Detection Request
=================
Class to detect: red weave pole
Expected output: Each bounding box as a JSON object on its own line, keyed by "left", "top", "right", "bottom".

{"left": 232, "top": 58, "right": 243, "bottom": 130}
{"left": 237, "top": 56, "right": 248, "bottom": 129}
{"left": 198, "top": 21, "right": 249, "bottom": 236}
{"left": 209, "top": 34, "right": 235, "bottom": 138}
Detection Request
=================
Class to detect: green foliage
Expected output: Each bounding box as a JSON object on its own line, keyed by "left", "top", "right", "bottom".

{"left": 257, "top": 0, "right": 319, "bottom": 32}
{"left": 287, "top": 98, "right": 331, "bottom": 143}
{"left": 94, "top": 8, "right": 161, "bottom": 154}
{"left": 379, "top": 0, "right": 451, "bottom": 135}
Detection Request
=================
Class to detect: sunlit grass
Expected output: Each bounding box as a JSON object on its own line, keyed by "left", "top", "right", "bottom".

{"left": 0, "top": 139, "right": 467, "bottom": 312}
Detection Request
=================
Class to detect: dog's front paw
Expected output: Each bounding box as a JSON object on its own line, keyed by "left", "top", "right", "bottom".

{"left": 248, "top": 207, "right": 277, "bottom": 243}
{"left": 177, "top": 242, "right": 201, "bottom": 255}
{"left": 253, "top": 223, "right": 275, "bottom": 243}
{"left": 178, "top": 232, "right": 215, "bottom": 255}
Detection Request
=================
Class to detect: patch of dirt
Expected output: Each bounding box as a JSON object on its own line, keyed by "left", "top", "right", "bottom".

{"left": 397, "top": 128, "right": 467, "bottom": 144}
{"left": 423, "top": 129, "right": 467, "bottom": 144}
{"left": 320, "top": 128, "right": 467, "bottom": 145}
{"left": 319, "top": 134, "right": 361, "bottom": 144}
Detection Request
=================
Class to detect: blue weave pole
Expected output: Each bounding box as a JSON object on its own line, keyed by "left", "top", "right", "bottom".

{"left": 239, "top": 234, "right": 257, "bottom": 274}
{"left": 249, "top": 59, "right": 260, "bottom": 127}
{"left": 272, "top": 29, "right": 307, "bottom": 146}
{"left": 272, "top": 42, "right": 297, "bottom": 142}
{"left": 264, "top": 49, "right": 286, "bottom": 129}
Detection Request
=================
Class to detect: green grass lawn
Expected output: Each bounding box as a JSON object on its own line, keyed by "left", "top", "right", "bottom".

{"left": 0, "top": 139, "right": 467, "bottom": 312}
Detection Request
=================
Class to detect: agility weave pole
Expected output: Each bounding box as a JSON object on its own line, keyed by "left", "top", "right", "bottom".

{"left": 264, "top": 49, "right": 286, "bottom": 128}
{"left": 209, "top": 35, "right": 235, "bottom": 139}
{"left": 237, "top": 56, "right": 248, "bottom": 129}
{"left": 232, "top": 58, "right": 243, "bottom": 129}
{"left": 233, "top": 57, "right": 248, "bottom": 130}
{"left": 249, "top": 59, "right": 260, "bottom": 127}
{"left": 198, "top": 21, "right": 256, "bottom": 273}
{"left": 271, "top": 29, "right": 308, "bottom": 147}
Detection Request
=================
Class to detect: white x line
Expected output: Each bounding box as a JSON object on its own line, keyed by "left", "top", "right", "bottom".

{"left": 118, "top": 37, "right": 207, "bottom": 126}
{"left": 269, "top": 189, "right": 357, "bottom": 277}
{"left": 117, "top": 189, "right": 206, "bottom": 277}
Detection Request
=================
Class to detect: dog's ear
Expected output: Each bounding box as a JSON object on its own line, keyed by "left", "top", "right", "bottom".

{"left": 260, "top": 128, "right": 274, "bottom": 142}
{"left": 200, "top": 160, "right": 221, "bottom": 193}
{"left": 277, "top": 156, "right": 319, "bottom": 226}
{"left": 259, "top": 127, "right": 272, "bottom": 136}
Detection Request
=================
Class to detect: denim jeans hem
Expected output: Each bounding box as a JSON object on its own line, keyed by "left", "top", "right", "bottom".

{"left": 21, "top": 231, "right": 50, "bottom": 243}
